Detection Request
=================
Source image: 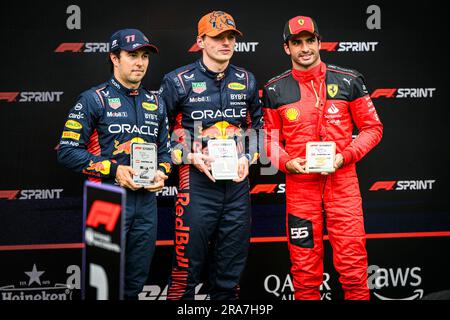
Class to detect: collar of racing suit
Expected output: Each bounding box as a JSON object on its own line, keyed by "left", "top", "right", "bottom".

{"left": 109, "top": 76, "right": 141, "bottom": 96}
{"left": 291, "top": 61, "right": 326, "bottom": 82}
{"left": 197, "top": 59, "right": 230, "bottom": 81}
{"left": 292, "top": 62, "right": 326, "bottom": 108}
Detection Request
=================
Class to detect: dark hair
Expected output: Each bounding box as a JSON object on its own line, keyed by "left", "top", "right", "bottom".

{"left": 284, "top": 34, "right": 321, "bottom": 45}
{"left": 108, "top": 49, "right": 121, "bottom": 73}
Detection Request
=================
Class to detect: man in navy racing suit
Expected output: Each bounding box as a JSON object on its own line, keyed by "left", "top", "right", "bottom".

{"left": 57, "top": 28, "right": 172, "bottom": 299}
{"left": 159, "top": 11, "right": 263, "bottom": 300}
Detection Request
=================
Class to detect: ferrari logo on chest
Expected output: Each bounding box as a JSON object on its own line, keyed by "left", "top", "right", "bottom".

{"left": 327, "top": 84, "right": 339, "bottom": 98}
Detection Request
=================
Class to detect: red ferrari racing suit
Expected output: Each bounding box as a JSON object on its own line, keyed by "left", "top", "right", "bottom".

{"left": 262, "top": 62, "right": 382, "bottom": 300}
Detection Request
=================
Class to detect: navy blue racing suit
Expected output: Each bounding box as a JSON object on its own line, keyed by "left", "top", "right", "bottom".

{"left": 159, "top": 59, "right": 263, "bottom": 299}
{"left": 57, "top": 77, "right": 172, "bottom": 299}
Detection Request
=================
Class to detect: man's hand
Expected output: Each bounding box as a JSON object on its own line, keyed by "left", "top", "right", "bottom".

{"left": 233, "top": 156, "right": 249, "bottom": 183}
{"left": 285, "top": 158, "right": 307, "bottom": 174}
{"left": 144, "top": 170, "right": 168, "bottom": 192}
{"left": 187, "top": 152, "right": 216, "bottom": 182}
{"left": 115, "top": 165, "right": 141, "bottom": 191}
{"left": 320, "top": 153, "right": 344, "bottom": 175}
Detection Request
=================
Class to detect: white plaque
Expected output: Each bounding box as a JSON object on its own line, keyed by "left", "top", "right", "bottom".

{"left": 306, "top": 141, "right": 336, "bottom": 173}
{"left": 130, "top": 142, "right": 157, "bottom": 186}
{"left": 208, "top": 139, "right": 239, "bottom": 180}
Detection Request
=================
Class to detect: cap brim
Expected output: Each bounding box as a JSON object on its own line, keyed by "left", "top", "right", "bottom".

{"left": 204, "top": 28, "right": 243, "bottom": 38}
{"left": 286, "top": 30, "right": 320, "bottom": 42}
{"left": 123, "top": 44, "right": 159, "bottom": 54}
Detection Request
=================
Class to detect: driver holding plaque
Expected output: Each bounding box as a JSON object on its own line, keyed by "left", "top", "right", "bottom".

{"left": 159, "top": 11, "right": 263, "bottom": 299}
{"left": 57, "top": 29, "right": 172, "bottom": 299}
{"left": 263, "top": 15, "right": 383, "bottom": 300}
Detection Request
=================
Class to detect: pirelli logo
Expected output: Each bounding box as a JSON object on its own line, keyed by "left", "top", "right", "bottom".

{"left": 62, "top": 131, "right": 80, "bottom": 140}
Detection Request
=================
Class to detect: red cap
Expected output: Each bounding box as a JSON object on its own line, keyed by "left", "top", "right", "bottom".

{"left": 283, "top": 16, "right": 320, "bottom": 42}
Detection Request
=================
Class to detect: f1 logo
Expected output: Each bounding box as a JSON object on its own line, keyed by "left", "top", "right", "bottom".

{"left": 86, "top": 200, "right": 121, "bottom": 232}
{"left": 0, "top": 92, "right": 19, "bottom": 102}
{"left": 370, "top": 89, "right": 397, "bottom": 98}
{"left": 54, "top": 42, "right": 84, "bottom": 52}
{"left": 369, "top": 181, "right": 396, "bottom": 191}
{"left": 125, "top": 35, "right": 135, "bottom": 43}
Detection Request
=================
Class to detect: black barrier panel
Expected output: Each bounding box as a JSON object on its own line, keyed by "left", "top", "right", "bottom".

{"left": 1, "top": 0, "right": 448, "bottom": 235}
{"left": 146, "top": 235, "right": 450, "bottom": 300}
{"left": 83, "top": 181, "right": 125, "bottom": 300}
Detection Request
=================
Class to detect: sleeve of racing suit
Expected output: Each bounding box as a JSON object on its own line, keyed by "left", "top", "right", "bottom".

{"left": 56, "top": 92, "right": 119, "bottom": 178}
{"left": 156, "top": 97, "right": 172, "bottom": 175}
{"left": 158, "top": 74, "right": 190, "bottom": 165}
{"left": 262, "top": 87, "right": 291, "bottom": 174}
{"left": 341, "top": 74, "right": 383, "bottom": 165}
{"left": 244, "top": 73, "right": 264, "bottom": 165}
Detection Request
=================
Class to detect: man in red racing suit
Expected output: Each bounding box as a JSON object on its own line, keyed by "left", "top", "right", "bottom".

{"left": 262, "top": 15, "right": 383, "bottom": 300}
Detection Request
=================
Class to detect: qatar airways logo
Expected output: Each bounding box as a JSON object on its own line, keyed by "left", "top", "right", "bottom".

{"left": 370, "top": 88, "right": 436, "bottom": 98}
{"left": 54, "top": 42, "right": 109, "bottom": 53}
{"left": 0, "top": 92, "right": 63, "bottom": 103}
{"left": 321, "top": 42, "right": 378, "bottom": 52}
{"left": 264, "top": 273, "right": 333, "bottom": 300}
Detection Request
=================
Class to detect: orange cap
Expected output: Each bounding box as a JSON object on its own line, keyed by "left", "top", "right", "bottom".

{"left": 197, "top": 11, "right": 243, "bottom": 37}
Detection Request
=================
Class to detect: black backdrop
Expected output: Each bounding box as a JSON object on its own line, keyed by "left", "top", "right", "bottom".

{"left": 1, "top": 0, "right": 449, "bottom": 300}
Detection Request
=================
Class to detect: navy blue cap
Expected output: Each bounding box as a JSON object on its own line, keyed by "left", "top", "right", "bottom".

{"left": 109, "top": 28, "right": 158, "bottom": 53}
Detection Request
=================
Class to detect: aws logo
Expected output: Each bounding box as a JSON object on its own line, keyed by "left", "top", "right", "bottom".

{"left": 368, "top": 265, "right": 423, "bottom": 300}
